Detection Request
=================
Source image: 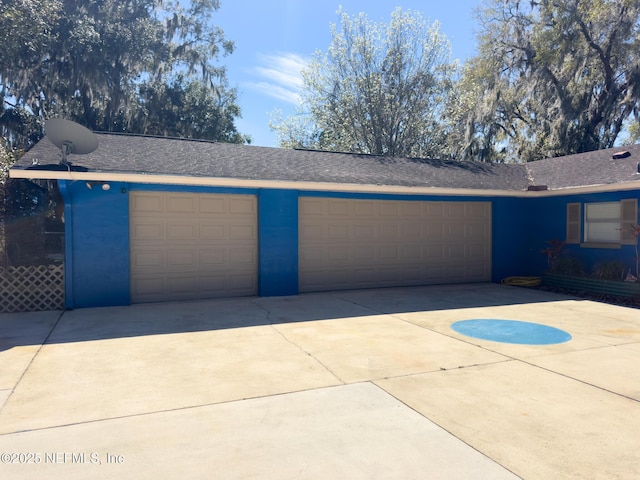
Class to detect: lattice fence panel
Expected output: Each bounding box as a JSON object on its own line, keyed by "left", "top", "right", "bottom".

{"left": 0, "top": 264, "right": 64, "bottom": 313}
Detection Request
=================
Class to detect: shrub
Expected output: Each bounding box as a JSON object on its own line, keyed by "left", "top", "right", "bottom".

{"left": 592, "top": 261, "right": 626, "bottom": 281}
{"left": 551, "top": 256, "right": 585, "bottom": 276}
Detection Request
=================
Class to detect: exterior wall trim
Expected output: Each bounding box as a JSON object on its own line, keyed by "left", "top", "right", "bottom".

{"left": 11, "top": 168, "right": 640, "bottom": 197}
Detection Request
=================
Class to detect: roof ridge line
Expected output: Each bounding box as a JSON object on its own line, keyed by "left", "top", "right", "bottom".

{"left": 92, "top": 131, "right": 220, "bottom": 145}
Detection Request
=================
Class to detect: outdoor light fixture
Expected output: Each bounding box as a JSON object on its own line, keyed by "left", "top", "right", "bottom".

{"left": 85, "top": 181, "right": 111, "bottom": 191}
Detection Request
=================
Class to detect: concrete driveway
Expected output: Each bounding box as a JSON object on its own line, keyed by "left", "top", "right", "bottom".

{"left": 0, "top": 283, "right": 639, "bottom": 479}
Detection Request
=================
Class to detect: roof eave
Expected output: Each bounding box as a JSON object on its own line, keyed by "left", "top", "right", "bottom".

{"left": 8, "top": 168, "right": 640, "bottom": 197}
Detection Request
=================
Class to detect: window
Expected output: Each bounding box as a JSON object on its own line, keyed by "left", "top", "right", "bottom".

{"left": 584, "top": 202, "right": 621, "bottom": 243}
{"left": 567, "top": 199, "right": 638, "bottom": 246}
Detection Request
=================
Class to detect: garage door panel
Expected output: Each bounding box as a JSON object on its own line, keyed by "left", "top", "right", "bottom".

{"left": 354, "top": 224, "right": 375, "bottom": 239}
{"left": 130, "top": 192, "right": 257, "bottom": 303}
{"left": 228, "top": 247, "right": 257, "bottom": 264}
{"left": 354, "top": 245, "right": 376, "bottom": 261}
{"left": 446, "top": 266, "right": 467, "bottom": 281}
{"left": 444, "top": 223, "right": 466, "bottom": 239}
{"left": 229, "top": 224, "right": 256, "bottom": 241}
{"left": 328, "top": 200, "right": 351, "bottom": 215}
{"left": 198, "top": 196, "right": 226, "bottom": 213}
{"left": 424, "top": 203, "right": 444, "bottom": 217}
{"left": 422, "top": 225, "right": 443, "bottom": 242}
{"left": 299, "top": 198, "right": 325, "bottom": 215}
{"left": 467, "top": 264, "right": 490, "bottom": 279}
{"left": 131, "top": 250, "right": 164, "bottom": 269}
{"left": 401, "top": 245, "right": 422, "bottom": 259}
{"left": 354, "top": 201, "right": 375, "bottom": 215}
{"left": 166, "top": 195, "right": 195, "bottom": 213}
{"left": 166, "top": 223, "right": 196, "bottom": 241}
{"left": 339, "top": 268, "right": 375, "bottom": 285}
{"left": 379, "top": 223, "right": 399, "bottom": 240}
{"left": 132, "top": 223, "right": 164, "bottom": 242}
{"left": 229, "top": 197, "right": 257, "bottom": 214}
{"left": 200, "top": 224, "right": 226, "bottom": 240}
{"left": 466, "top": 202, "right": 490, "bottom": 218}
{"left": 299, "top": 198, "right": 491, "bottom": 292}
{"left": 379, "top": 246, "right": 399, "bottom": 260}
{"left": 402, "top": 268, "right": 423, "bottom": 283}
{"left": 199, "top": 274, "right": 227, "bottom": 293}
{"left": 199, "top": 249, "right": 226, "bottom": 265}
{"left": 299, "top": 248, "right": 323, "bottom": 264}
{"left": 327, "top": 246, "right": 350, "bottom": 261}
{"left": 165, "top": 275, "right": 198, "bottom": 294}
{"left": 132, "top": 193, "right": 164, "bottom": 213}
{"left": 402, "top": 202, "right": 421, "bottom": 216}
{"left": 379, "top": 202, "right": 399, "bottom": 216}
{"left": 166, "top": 250, "right": 196, "bottom": 268}
{"left": 300, "top": 224, "right": 325, "bottom": 240}
{"left": 229, "top": 273, "right": 257, "bottom": 289}
{"left": 327, "top": 224, "right": 350, "bottom": 240}
{"left": 422, "top": 245, "right": 444, "bottom": 258}
{"left": 299, "top": 270, "right": 328, "bottom": 290}
{"left": 377, "top": 268, "right": 404, "bottom": 283}
{"left": 465, "top": 223, "right": 488, "bottom": 240}
{"left": 446, "top": 244, "right": 466, "bottom": 258}
{"left": 403, "top": 223, "right": 421, "bottom": 239}
{"left": 423, "top": 266, "right": 444, "bottom": 281}
{"left": 446, "top": 203, "right": 466, "bottom": 217}
{"left": 467, "top": 244, "right": 487, "bottom": 257}
{"left": 132, "top": 277, "right": 164, "bottom": 298}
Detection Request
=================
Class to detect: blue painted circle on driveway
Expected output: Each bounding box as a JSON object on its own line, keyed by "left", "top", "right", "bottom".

{"left": 451, "top": 319, "right": 572, "bottom": 345}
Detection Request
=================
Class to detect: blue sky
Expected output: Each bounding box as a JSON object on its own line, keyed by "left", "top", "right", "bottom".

{"left": 215, "top": 1, "right": 482, "bottom": 147}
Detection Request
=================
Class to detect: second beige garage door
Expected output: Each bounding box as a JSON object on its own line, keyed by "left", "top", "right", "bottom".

{"left": 130, "top": 191, "right": 257, "bottom": 303}
{"left": 299, "top": 198, "right": 491, "bottom": 292}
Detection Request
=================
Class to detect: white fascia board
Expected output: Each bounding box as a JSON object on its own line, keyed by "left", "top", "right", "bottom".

{"left": 8, "top": 168, "right": 640, "bottom": 197}
{"left": 522, "top": 181, "right": 640, "bottom": 197}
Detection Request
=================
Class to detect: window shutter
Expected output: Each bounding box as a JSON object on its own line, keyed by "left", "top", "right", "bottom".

{"left": 566, "top": 203, "right": 581, "bottom": 244}
{"left": 621, "top": 198, "right": 638, "bottom": 245}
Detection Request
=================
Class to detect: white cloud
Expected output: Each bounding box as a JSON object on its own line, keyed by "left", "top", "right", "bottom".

{"left": 246, "top": 52, "right": 307, "bottom": 105}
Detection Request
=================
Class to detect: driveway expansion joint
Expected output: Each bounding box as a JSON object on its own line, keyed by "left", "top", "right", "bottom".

{"left": 0, "top": 310, "right": 66, "bottom": 419}
{"left": 269, "top": 323, "right": 346, "bottom": 385}
{"left": 518, "top": 357, "right": 640, "bottom": 404}
{"left": 250, "top": 299, "right": 346, "bottom": 384}
{"left": 369, "top": 380, "right": 525, "bottom": 480}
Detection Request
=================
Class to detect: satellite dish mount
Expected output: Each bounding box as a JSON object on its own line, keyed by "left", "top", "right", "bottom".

{"left": 59, "top": 141, "right": 75, "bottom": 165}
{"left": 45, "top": 118, "right": 98, "bottom": 168}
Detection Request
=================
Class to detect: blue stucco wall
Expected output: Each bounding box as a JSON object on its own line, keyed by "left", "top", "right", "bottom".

{"left": 525, "top": 190, "right": 640, "bottom": 277}
{"left": 258, "top": 189, "right": 298, "bottom": 296}
{"left": 491, "top": 197, "right": 536, "bottom": 282}
{"left": 59, "top": 178, "right": 639, "bottom": 308}
{"left": 59, "top": 180, "right": 130, "bottom": 308}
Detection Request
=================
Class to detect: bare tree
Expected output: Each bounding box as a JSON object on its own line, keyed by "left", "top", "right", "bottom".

{"left": 271, "top": 8, "right": 457, "bottom": 158}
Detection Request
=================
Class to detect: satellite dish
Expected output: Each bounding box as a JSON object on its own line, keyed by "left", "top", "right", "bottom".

{"left": 45, "top": 118, "right": 98, "bottom": 167}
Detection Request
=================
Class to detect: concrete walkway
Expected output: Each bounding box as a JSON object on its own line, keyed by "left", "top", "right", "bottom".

{"left": 0, "top": 283, "right": 638, "bottom": 479}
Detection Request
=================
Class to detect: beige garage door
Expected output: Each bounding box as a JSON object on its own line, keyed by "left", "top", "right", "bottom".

{"left": 299, "top": 198, "right": 491, "bottom": 292}
{"left": 130, "top": 191, "right": 257, "bottom": 303}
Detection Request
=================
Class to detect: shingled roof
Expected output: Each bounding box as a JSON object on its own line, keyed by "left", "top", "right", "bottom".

{"left": 10, "top": 132, "right": 640, "bottom": 195}
{"left": 527, "top": 143, "right": 640, "bottom": 190}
